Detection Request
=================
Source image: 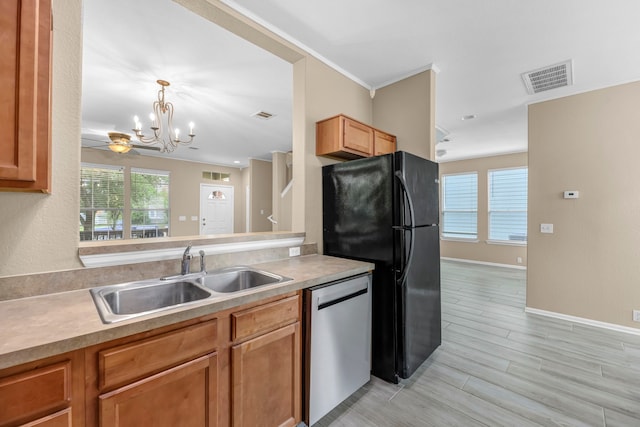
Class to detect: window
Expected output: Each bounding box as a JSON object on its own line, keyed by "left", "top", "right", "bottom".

{"left": 130, "top": 168, "right": 170, "bottom": 239}
{"left": 488, "top": 167, "right": 528, "bottom": 242}
{"left": 80, "top": 165, "right": 124, "bottom": 241}
{"left": 441, "top": 173, "right": 478, "bottom": 239}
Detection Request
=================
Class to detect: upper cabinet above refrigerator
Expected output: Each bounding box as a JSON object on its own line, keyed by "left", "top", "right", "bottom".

{"left": 316, "top": 114, "right": 396, "bottom": 160}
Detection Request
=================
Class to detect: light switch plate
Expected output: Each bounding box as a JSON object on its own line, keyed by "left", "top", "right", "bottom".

{"left": 540, "top": 223, "right": 554, "bottom": 234}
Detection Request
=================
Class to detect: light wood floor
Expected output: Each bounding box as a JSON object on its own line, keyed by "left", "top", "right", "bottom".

{"left": 315, "top": 260, "right": 640, "bottom": 426}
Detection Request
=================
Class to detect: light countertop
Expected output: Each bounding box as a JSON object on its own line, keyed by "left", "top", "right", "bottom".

{"left": 0, "top": 254, "right": 373, "bottom": 370}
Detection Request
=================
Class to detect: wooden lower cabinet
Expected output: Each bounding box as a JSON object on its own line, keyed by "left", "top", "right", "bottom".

{"left": 99, "top": 353, "right": 218, "bottom": 427}
{"left": 0, "top": 351, "right": 83, "bottom": 427}
{"left": 231, "top": 323, "right": 301, "bottom": 427}
{"left": 1, "top": 292, "right": 303, "bottom": 427}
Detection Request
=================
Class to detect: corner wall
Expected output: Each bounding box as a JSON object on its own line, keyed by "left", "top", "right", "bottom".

{"left": 439, "top": 153, "right": 528, "bottom": 267}
{"left": 372, "top": 70, "right": 436, "bottom": 160}
{"left": 528, "top": 80, "right": 640, "bottom": 329}
{"left": 0, "top": 0, "right": 83, "bottom": 276}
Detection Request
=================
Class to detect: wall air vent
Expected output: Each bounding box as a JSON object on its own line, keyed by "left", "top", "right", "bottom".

{"left": 522, "top": 60, "right": 573, "bottom": 95}
{"left": 252, "top": 111, "right": 275, "bottom": 120}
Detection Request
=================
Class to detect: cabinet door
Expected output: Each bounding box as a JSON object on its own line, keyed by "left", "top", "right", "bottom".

{"left": 99, "top": 353, "right": 218, "bottom": 427}
{"left": 231, "top": 323, "right": 301, "bottom": 427}
{"left": 374, "top": 130, "right": 397, "bottom": 155}
{"left": 0, "top": 0, "right": 52, "bottom": 192}
{"left": 343, "top": 117, "right": 373, "bottom": 156}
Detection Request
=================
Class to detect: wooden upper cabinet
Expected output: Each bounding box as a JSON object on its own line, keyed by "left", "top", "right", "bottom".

{"left": 0, "top": 0, "right": 52, "bottom": 192}
{"left": 316, "top": 115, "right": 374, "bottom": 159}
{"left": 316, "top": 114, "right": 396, "bottom": 160}
{"left": 374, "top": 130, "right": 397, "bottom": 156}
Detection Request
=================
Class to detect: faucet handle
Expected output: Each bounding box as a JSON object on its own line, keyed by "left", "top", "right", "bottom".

{"left": 199, "top": 250, "right": 206, "bottom": 273}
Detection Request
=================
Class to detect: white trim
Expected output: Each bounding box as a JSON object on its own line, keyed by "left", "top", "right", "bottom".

{"left": 374, "top": 63, "right": 439, "bottom": 90}
{"left": 525, "top": 307, "right": 640, "bottom": 337}
{"left": 80, "top": 236, "right": 305, "bottom": 268}
{"left": 131, "top": 167, "right": 170, "bottom": 176}
{"left": 219, "top": 0, "right": 371, "bottom": 90}
{"left": 441, "top": 257, "right": 527, "bottom": 270}
{"left": 281, "top": 179, "right": 293, "bottom": 198}
{"left": 486, "top": 239, "right": 527, "bottom": 246}
{"left": 441, "top": 237, "right": 479, "bottom": 243}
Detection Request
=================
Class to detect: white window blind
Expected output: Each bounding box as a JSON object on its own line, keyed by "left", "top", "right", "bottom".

{"left": 80, "top": 164, "right": 124, "bottom": 241}
{"left": 442, "top": 173, "right": 478, "bottom": 239}
{"left": 488, "top": 167, "right": 528, "bottom": 242}
{"left": 130, "top": 168, "right": 170, "bottom": 239}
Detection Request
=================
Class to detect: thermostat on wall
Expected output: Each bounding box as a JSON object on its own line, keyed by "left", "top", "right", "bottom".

{"left": 563, "top": 190, "right": 579, "bottom": 199}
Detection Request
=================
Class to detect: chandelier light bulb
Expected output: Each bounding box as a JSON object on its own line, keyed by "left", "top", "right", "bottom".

{"left": 189, "top": 122, "right": 194, "bottom": 135}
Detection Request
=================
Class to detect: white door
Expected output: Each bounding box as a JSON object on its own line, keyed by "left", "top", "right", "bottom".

{"left": 200, "top": 184, "right": 234, "bottom": 235}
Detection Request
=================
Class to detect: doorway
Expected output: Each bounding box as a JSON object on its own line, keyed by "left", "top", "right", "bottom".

{"left": 200, "top": 184, "right": 234, "bottom": 235}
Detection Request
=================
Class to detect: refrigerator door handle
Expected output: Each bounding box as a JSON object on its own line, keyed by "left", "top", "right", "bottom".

{"left": 395, "top": 171, "right": 416, "bottom": 287}
{"left": 394, "top": 171, "right": 415, "bottom": 228}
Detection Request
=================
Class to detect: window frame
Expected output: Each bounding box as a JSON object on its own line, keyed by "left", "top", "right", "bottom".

{"left": 440, "top": 171, "right": 479, "bottom": 241}
{"left": 130, "top": 167, "right": 171, "bottom": 239}
{"left": 487, "top": 166, "right": 528, "bottom": 245}
{"left": 80, "top": 163, "right": 125, "bottom": 241}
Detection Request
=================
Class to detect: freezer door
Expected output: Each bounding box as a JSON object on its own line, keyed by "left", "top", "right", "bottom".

{"left": 394, "top": 151, "right": 440, "bottom": 227}
{"left": 323, "top": 154, "right": 394, "bottom": 263}
{"left": 396, "top": 225, "right": 441, "bottom": 379}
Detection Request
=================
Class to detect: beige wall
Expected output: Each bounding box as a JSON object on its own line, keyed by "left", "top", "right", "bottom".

{"left": 373, "top": 70, "right": 437, "bottom": 160}
{"left": 439, "top": 153, "right": 528, "bottom": 267}
{"left": 271, "top": 152, "right": 292, "bottom": 231}
{"left": 81, "top": 148, "right": 244, "bottom": 236}
{"left": 291, "top": 56, "right": 373, "bottom": 248}
{"left": 248, "top": 159, "right": 273, "bottom": 232}
{"left": 528, "top": 80, "right": 640, "bottom": 329}
{"left": 0, "top": 0, "right": 83, "bottom": 276}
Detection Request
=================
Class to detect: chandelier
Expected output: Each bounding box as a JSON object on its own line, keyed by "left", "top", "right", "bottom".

{"left": 132, "top": 79, "right": 195, "bottom": 152}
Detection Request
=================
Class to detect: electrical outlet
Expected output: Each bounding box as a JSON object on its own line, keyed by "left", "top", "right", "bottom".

{"left": 517, "top": 257, "right": 523, "bottom": 264}
{"left": 633, "top": 310, "right": 640, "bottom": 322}
{"left": 289, "top": 247, "right": 301, "bottom": 257}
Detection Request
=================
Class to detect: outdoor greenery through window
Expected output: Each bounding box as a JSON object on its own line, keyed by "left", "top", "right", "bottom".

{"left": 131, "top": 168, "right": 170, "bottom": 238}
{"left": 488, "top": 167, "right": 528, "bottom": 242}
{"left": 80, "top": 165, "right": 124, "bottom": 241}
{"left": 441, "top": 173, "right": 478, "bottom": 239}
{"left": 80, "top": 164, "right": 170, "bottom": 241}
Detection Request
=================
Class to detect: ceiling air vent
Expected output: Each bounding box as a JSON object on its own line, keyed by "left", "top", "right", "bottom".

{"left": 521, "top": 60, "right": 573, "bottom": 95}
{"left": 252, "top": 111, "right": 275, "bottom": 120}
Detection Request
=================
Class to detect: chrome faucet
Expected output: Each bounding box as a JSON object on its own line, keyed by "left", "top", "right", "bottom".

{"left": 181, "top": 244, "right": 192, "bottom": 275}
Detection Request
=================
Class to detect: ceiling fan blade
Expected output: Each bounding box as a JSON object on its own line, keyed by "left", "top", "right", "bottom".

{"left": 131, "top": 144, "right": 162, "bottom": 151}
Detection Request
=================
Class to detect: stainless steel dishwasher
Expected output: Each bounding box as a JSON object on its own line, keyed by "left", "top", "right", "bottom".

{"left": 303, "top": 273, "right": 372, "bottom": 426}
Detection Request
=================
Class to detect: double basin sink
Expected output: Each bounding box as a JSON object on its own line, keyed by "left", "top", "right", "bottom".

{"left": 90, "top": 266, "right": 292, "bottom": 324}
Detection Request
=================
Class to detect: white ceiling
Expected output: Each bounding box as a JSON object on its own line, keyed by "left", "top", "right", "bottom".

{"left": 81, "top": 0, "right": 293, "bottom": 167}
{"left": 82, "top": 0, "right": 640, "bottom": 165}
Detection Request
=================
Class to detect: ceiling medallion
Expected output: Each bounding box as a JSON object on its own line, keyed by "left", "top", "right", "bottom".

{"left": 132, "top": 79, "right": 195, "bottom": 153}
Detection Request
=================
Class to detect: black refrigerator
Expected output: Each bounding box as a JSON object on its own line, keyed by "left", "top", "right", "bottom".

{"left": 322, "top": 151, "right": 441, "bottom": 384}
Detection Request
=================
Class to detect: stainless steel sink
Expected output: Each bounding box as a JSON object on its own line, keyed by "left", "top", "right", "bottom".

{"left": 91, "top": 276, "right": 211, "bottom": 323}
{"left": 199, "top": 266, "right": 292, "bottom": 293}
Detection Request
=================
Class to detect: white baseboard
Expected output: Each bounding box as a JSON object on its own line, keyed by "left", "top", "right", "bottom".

{"left": 441, "top": 257, "right": 527, "bottom": 271}
{"left": 525, "top": 307, "right": 640, "bottom": 336}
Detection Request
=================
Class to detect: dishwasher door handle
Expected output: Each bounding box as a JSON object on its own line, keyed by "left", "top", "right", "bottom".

{"left": 317, "top": 287, "right": 368, "bottom": 311}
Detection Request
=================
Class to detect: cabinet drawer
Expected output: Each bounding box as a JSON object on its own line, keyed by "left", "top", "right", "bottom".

{"left": 232, "top": 295, "right": 299, "bottom": 342}
{"left": 0, "top": 361, "right": 70, "bottom": 425}
{"left": 21, "top": 408, "right": 72, "bottom": 427}
{"left": 99, "top": 320, "right": 217, "bottom": 391}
